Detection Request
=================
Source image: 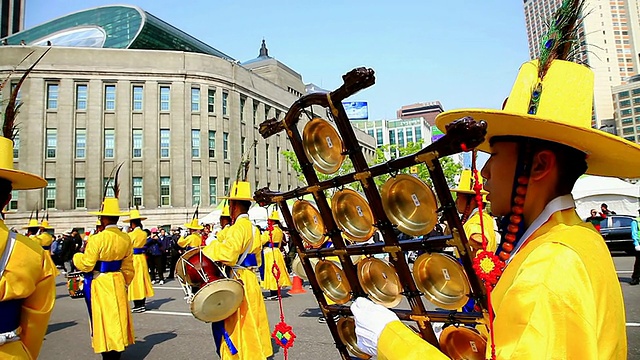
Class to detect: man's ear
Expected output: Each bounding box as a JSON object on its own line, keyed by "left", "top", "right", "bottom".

{"left": 530, "top": 150, "right": 556, "bottom": 181}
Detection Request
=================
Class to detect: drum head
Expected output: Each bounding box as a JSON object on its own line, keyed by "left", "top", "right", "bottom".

{"left": 413, "top": 252, "right": 470, "bottom": 310}
{"left": 190, "top": 279, "right": 245, "bottom": 323}
{"left": 176, "top": 247, "right": 202, "bottom": 285}
{"left": 439, "top": 326, "right": 487, "bottom": 360}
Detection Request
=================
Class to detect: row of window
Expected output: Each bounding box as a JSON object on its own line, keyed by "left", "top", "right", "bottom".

{"left": 10, "top": 176, "right": 234, "bottom": 211}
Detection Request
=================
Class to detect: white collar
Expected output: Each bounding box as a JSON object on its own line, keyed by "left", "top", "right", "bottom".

{"left": 105, "top": 224, "right": 118, "bottom": 229}
{"left": 236, "top": 214, "right": 249, "bottom": 220}
{"left": 506, "top": 194, "right": 575, "bottom": 264}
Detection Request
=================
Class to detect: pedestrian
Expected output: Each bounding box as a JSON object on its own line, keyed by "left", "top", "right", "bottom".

{"left": 631, "top": 209, "right": 640, "bottom": 285}
{"left": 260, "top": 210, "right": 292, "bottom": 300}
{"left": 586, "top": 208, "right": 606, "bottom": 232}
{"left": 146, "top": 228, "right": 165, "bottom": 285}
{"left": 351, "top": 2, "right": 630, "bottom": 358}
{"left": 166, "top": 228, "right": 183, "bottom": 279}
{"left": 601, "top": 203, "right": 616, "bottom": 216}
{"left": 123, "top": 207, "right": 154, "bottom": 312}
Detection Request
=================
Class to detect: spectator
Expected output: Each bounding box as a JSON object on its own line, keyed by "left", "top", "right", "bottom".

{"left": 146, "top": 228, "right": 165, "bottom": 285}
{"left": 167, "top": 228, "right": 183, "bottom": 279}
{"left": 601, "top": 203, "right": 616, "bottom": 216}
{"left": 60, "top": 230, "right": 76, "bottom": 274}
{"left": 631, "top": 209, "right": 640, "bottom": 285}
{"left": 586, "top": 209, "right": 606, "bottom": 232}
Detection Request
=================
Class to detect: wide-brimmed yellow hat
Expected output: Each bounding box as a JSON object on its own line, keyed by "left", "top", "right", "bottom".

{"left": 123, "top": 208, "right": 147, "bottom": 222}
{"left": 22, "top": 218, "right": 40, "bottom": 229}
{"left": 451, "top": 169, "right": 488, "bottom": 203}
{"left": 0, "top": 137, "right": 47, "bottom": 190}
{"left": 184, "top": 218, "right": 204, "bottom": 230}
{"left": 268, "top": 210, "right": 280, "bottom": 221}
{"left": 40, "top": 220, "right": 54, "bottom": 229}
{"left": 219, "top": 181, "right": 253, "bottom": 201}
{"left": 220, "top": 205, "right": 230, "bottom": 217}
{"left": 95, "top": 218, "right": 102, "bottom": 226}
{"left": 436, "top": 59, "right": 640, "bottom": 178}
{"left": 90, "top": 197, "right": 130, "bottom": 217}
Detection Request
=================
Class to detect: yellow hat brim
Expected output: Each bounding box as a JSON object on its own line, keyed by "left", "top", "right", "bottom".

{"left": 89, "top": 211, "right": 131, "bottom": 216}
{"left": 122, "top": 216, "right": 147, "bottom": 222}
{"left": 184, "top": 223, "right": 204, "bottom": 230}
{"left": 451, "top": 189, "right": 488, "bottom": 195}
{"left": 22, "top": 225, "right": 40, "bottom": 229}
{"left": 436, "top": 109, "right": 640, "bottom": 179}
{"left": 0, "top": 169, "right": 47, "bottom": 190}
{"left": 217, "top": 196, "right": 254, "bottom": 201}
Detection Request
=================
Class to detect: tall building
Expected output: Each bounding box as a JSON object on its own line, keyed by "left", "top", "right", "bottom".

{"left": 396, "top": 102, "right": 444, "bottom": 127}
{"left": 523, "top": 0, "right": 640, "bottom": 128}
{"left": 0, "top": 0, "right": 24, "bottom": 38}
{"left": 612, "top": 74, "right": 640, "bottom": 143}
{"left": 352, "top": 118, "right": 432, "bottom": 159}
{"left": 0, "top": 5, "right": 374, "bottom": 231}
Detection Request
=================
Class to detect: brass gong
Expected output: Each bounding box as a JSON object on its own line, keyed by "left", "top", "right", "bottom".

{"left": 380, "top": 174, "right": 438, "bottom": 236}
{"left": 439, "top": 326, "right": 487, "bottom": 360}
{"left": 357, "top": 257, "right": 402, "bottom": 308}
{"left": 315, "top": 259, "right": 352, "bottom": 304}
{"left": 331, "top": 189, "right": 375, "bottom": 242}
{"left": 413, "top": 252, "right": 471, "bottom": 310}
{"left": 292, "top": 200, "right": 326, "bottom": 247}
{"left": 336, "top": 317, "right": 372, "bottom": 359}
{"left": 302, "top": 117, "right": 345, "bottom": 174}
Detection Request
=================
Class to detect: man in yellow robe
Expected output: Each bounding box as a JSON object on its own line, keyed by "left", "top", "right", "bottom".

{"left": 0, "top": 136, "right": 56, "bottom": 360}
{"left": 178, "top": 218, "right": 203, "bottom": 250}
{"left": 350, "top": 10, "right": 631, "bottom": 358}
{"left": 73, "top": 193, "right": 135, "bottom": 360}
{"left": 452, "top": 169, "right": 496, "bottom": 254}
{"left": 203, "top": 181, "right": 273, "bottom": 359}
{"left": 22, "top": 214, "right": 40, "bottom": 241}
{"left": 215, "top": 202, "right": 232, "bottom": 243}
{"left": 261, "top": 210, "right": 292, "bottom": 300}
{"left": 123, "top": 208, "right": 154, "bottom": 313}
{"left": 36, "top": 217, "right": 59, "bottom": 277}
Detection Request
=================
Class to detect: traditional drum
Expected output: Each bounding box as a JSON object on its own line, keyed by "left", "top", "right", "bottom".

{"left": 175, "top": 247, "right": 245, "bottom": 323}
{"left": 67, "top": 271, "right": 85, "bottom": 298}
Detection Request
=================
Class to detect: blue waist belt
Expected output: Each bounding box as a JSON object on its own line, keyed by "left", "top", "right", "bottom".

{"left": 133, "top": 248, "right": 145, "bottom": 255}
{"left": 84, "top": 260, "right": 123, "bottom": 333}
{"left": 238, "top": 253, "right": 258, "bottom": 268}
{"left": 42, "top": 245, "right": 51, "bottom": 250}
{"left": 186, "top": 246, "right": 194, "bottom": 251}
{"left": 0, "top": 299, "right": 22, "bottom": 333}
{"left": 263, "top": 243, "right": 280, "bottom": 248}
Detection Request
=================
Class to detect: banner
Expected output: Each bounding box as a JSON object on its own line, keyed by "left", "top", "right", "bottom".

{"left": 342, "top": 101, "right": 368, "bottom": 120}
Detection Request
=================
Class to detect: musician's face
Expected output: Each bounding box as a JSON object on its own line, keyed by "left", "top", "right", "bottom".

{"left": 481, "top": 141, "right": 518, "bottom": 216}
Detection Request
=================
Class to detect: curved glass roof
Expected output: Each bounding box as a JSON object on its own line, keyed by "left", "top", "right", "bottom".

{"left": 3, "top": 5, "right": 233, "bottom": 60}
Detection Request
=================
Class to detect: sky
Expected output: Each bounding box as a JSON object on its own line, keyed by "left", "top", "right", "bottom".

{"left": 25, "top": 1, "right": 530, "bottom": 121}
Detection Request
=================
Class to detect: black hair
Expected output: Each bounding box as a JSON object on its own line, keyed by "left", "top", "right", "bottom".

{"left": 0, "top": 178, "right": 12, "bottom": 211}
{"left": 131, "top": 219, "right": 142, "bottom": 228}
{"left": 231, "top": 200, "right": 251, "bottom": 213}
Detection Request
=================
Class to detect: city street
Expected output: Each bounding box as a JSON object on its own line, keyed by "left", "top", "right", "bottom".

{"left": 41, "top": 254, "right": 640, "bottom": 360}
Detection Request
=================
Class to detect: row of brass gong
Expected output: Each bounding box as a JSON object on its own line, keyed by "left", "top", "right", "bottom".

{"left": 299, "top": 117, "right": 486, "bottom": 359}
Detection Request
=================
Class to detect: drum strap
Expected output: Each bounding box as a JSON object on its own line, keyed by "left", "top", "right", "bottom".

{"left": 212, "top": 321, "right": 238, "bottom": 356}
{"left": 235, "top": 225, "right": 257, "bottom": 268}
{"left": 0, "top": 231, "right": 22, "bottom": 343}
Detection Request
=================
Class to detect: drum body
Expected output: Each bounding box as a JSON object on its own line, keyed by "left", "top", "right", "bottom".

{"left": 176, "top": 247, "right": 225, "bottom": 287}
{"left": 67, "top": 271, "right": 85, "bottom": 298}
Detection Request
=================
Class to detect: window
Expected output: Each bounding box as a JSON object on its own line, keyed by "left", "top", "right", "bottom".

{"left": 612, "top": 216, "right": 632, "bottom": 228}
{"left": 277, "top": 146, "right": 280, "bottom": 170}
{"left": 160, "top": 86, "right": 170, "bottom": 111}
{"left": 406, "top": 128, "right": 414, "bottom": 144}
{"left": 398, "top": 130, "right": 405, "bottom": 147}
{"left": 224, "top": 177, "right": 230, "bottom": 195}
{"left": 191, "top": 88, "right": 200, "bottom": 112}
{"left": 266, "top": 143, "right": 270, "bottom": 167}
{"left": 208, "top": 131, "right": 216, "bottom": 157}
{"left": 254, "top": 144, "right": 257, "bottom": 165}
{"left": 209, "top": 177, "right": 217, "bottom": 205}
{"left": 46, "top": 83, "right": 59, "bottom": 110}
{"left": 633, "top": 98, "right": 640, "bottom": 105}
{"left": 622, "top": 118, "right": 633, "bottom": 125}
{"left": 132, "top": 85, "right": 143, "bottom": 111}
{"left": 415, "top": 126, "right": 422, "bottom": 141}
{"left": 367, "top": 129, "right": 374, "bottom": 137}
{"left": 45, "top": 179, "right": 56, "bottom": 209}
{"left": 132, "top": 129, "right": 143, "bottom": 158}
{"left": 208, "top": 89, "right": 215, "bottom": 113}
{"left": 46, "top": 129, "right": 57, "bottom": 158}
{"left": 253, "top": 102, "right": 258, "bottom": 123}
{"left": 240, "top": 97, "right": 246, "bottom": 122}
{"left": 104, "top": 84, "right": 116, "bottom": 111}
{"left": 103, "top": 178, "right": 115, "bottom": 197}
{"left": 75, "top": 178, "right": 86, "bottom": 208}
{"left": 633, "top": 89, "right": 640, "bottom": 95}
{"left": 10, "top": 82, "right": 21, "bottom": 105}
{"left": 12, "top": 132, "right": 18, "bottom": 159}
{"left": 8, "top": 190, "right": 18, "bottom": 210}
{"left": 222, "top": 91, "right": 228, "bottom": 115}
{"left": 160, "top": 129, "right": 170, "bottom": 158}
{"left": 104, "top": 129, "right": 115, "bottom": 158}
{"left": 192, "top": 129, "right": 200, "bottom": 158}
{"left": 160, "top": 177, "right": 171, "bottom": 206}
{"left": 75, "top": 129, "right": 86, "bottom": 159}
{"left": 264, "top": 105, "right": 271, "bottom": 121}
{"left": 389, "top": 130, "right": 396, "bottom": 145}
{"left": 620, "top": 99, "right": 631, "bottom": 107}
{"left": 376, "top": 129, "right": 383, "bottom": 146}
{"left": 76, "top": 84, "right": 87, "bottom": 110}
{"left": 192, "top": 176, "right": 201, "bottom": 206}
{"left": 223, "top": 132, "right": 229, "bottom": 159}
{"left": 132, "top": 177, "right": 143, "bottom": 206}
{"left": 241, "top": 137, "right": 246, "bottom": 156}
{"left": 620, "top": 91, "right": 631, "bottom": 98}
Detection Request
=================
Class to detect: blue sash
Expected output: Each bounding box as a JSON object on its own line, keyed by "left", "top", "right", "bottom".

{"left": 42, "top": 246, "right": 51, "bottom": 250}
{"left": 83, "top": 260, "right": 122, "bottom": 332}
{"left": 238, "top": 253, "right": 258, "bottom": 268}
{"left": 264, "top": 242, "right": 279, "bottom": 248}
{"left": 259, "top": 251, "right": 265, "bottom": 281}
{"left": 186, "top": 246, "right": 194, "bottom": 251}
{"left": 0, "top": 299, "right": 22, "bottom": 333}
{"left": 133, "top": 248, "right": 145, "bottom": 255}
{"left": 211, "top": 321, "right": 238, "bottom": 356}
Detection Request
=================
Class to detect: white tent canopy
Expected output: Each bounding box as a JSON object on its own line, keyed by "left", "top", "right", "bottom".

{"left": 572, "top": 175, "right": 640, "bottom": 218}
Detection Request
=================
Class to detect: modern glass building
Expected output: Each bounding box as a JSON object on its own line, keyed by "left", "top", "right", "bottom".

{"left": 2, "top": 5, "right": 234, "bottom": 60}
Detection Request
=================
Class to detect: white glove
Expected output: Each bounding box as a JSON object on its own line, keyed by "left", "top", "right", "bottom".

{"left": 635, "top": 245, "right": 640, "bottom": 252}
{"left": 350, "top": 297, "right": 399, "bottom": 356}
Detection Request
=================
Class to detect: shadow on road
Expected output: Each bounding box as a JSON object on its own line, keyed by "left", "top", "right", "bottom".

{"left": 125, "top": 331, "right": 177, "bottom": 359}
{"left": 298, "top": 307, "right": 322, "bottom": 318}
{"left": 146, "top": 297, "right": 174, "bottom": 310}
{"left": 46, "top": 321, "right": 78, "bottom": 335}
{"left": 619, "top": 276, "right": 632, "bottom": 283}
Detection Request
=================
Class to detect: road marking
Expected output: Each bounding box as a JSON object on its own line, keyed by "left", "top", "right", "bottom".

{"left": 628, "top": 323, "right": 640, "bottom": 327}
{"left": 617, "top": 270, "right": 633, "bottom": 274}
{"left": 152, "top": 286, "right": 184, "bottom": 290}
{"left": 145, "top": 310, "right": 192, "bottom": 317}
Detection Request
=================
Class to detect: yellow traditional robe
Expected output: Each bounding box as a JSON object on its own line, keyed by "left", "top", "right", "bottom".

{"left": 203, "top": 215, "right": 273, "bottom": 360}
{"left": 0, "top": 220, "right": 56, "bottom": 360}
{"left": 35, "top": 232, "right": 59, "bottom": 277}
{"left": 73, "top": 225, "right": 135, "bottom": 353}
{"left": 464, "top": 210, "right": 497, "bottom": 253}
{"left": 376, "top": 208, "right": 627, "bottom": 359}
{"left": 216, "top": 225, "right": 230, "bottom": 243}
{"left": 127, "top": 227, "right": 154, "bottom": 301}
{"left": 178, "top": 233, "right": 202, "bottom": 249}
{"left": 260, "top": 225, "right": 292, "bottom": 290}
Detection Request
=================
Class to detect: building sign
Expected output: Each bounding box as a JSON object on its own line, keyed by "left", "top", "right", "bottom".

{"left": 431, "top": 126, "right": 444, "bottom": 142}
{"left": 388, "top": 118, "right": 422, "bottom": 128}
{"left": 342, "top": 101, "right": 369, "bottom": 120}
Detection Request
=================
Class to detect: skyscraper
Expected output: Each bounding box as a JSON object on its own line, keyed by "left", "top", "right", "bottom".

{"left": 0, "top": 0, "right": 25, "bottom": 38}
{"left": 523, "top": 0, "right": 640, "bottom": 128}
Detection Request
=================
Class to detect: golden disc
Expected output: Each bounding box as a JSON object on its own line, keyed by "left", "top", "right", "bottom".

{"left": 292, "top": 200, "right": 326, "bottom": 247}
{"left": 413, "top": 252, "right": 471, "bottom": 310}
{"left": 302, "top": 117, "right": 345, "bottom": 174}
{"left": 380, "top": 174, "right": 438, "bottom": 236}
{"left": 331, "top": 189, "right": 374, "bottom": 242}
{"left": 439, "top": 326, "right": 487, "bottom": 360}
{"left": 356, "top": 257, "right": 402, "bottom": 308}
{"left": 315, "top": 259, "right": 352, "bottom": 304}
{"left": 336, "top": 317, "right": 372, "bottom": 359}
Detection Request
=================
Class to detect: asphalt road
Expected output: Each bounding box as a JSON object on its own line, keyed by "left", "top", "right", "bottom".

{"left": 39, "top": 254, "right": 640, "bottom": 360}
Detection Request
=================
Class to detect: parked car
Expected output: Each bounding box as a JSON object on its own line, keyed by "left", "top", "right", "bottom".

{"left": 598, "top": 214, "right": 636, "bottom": 254}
